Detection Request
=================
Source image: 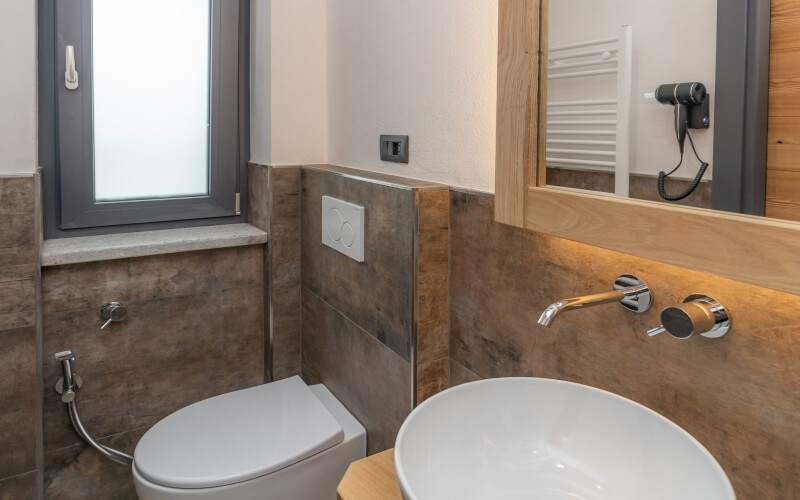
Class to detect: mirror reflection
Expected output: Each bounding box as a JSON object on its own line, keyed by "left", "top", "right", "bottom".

{"left": 544, "top": 1, "right": 717, "bottom": 208}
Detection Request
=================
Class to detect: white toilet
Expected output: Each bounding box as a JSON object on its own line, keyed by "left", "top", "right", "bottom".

{"left": 132, "top": 376, "right": 366, "bottom": 499}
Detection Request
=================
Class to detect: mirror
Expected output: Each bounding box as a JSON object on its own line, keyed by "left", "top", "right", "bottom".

{"left": 493, "top": 0, "right": 800, "bottom": 297}
{"left": 542, "top": 0, "right": 782, "bottom": 218}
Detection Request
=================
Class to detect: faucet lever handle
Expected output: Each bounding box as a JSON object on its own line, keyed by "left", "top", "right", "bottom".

{"left": 649, "top": 295, "right": 730, "bottom": 340}
{"left": 99, "top": 302, "right": 127, "bottom": 330}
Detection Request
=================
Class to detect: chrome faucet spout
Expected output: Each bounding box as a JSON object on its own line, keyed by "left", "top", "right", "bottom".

{"left": 537, "top": 275, "right": 652, "bottom": 328}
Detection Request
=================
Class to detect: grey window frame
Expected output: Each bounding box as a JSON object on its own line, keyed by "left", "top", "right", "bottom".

{"left": 711, "top": 0, "right": 770, "bottom": 216}
{"left": 39, "top": 0, "right": 250, "bottom": 238}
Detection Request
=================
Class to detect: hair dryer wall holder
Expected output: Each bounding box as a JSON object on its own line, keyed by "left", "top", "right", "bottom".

{"left": 688, "top": 95, "right": 710, "bottom": 130}
{"left": 646, "top": 82, "right": 711, "bottom": 155}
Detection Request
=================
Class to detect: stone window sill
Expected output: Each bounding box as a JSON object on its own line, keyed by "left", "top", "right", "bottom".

{"left": 42, "top": 223, "right": 268, "bottom": 267}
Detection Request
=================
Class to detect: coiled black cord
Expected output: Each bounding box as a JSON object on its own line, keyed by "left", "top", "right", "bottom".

{"left": 657, "top": 126, "right": 709, "bottom": 201}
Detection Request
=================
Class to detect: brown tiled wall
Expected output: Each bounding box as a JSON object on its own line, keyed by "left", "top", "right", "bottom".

{"left": 41, "top": 246, "right": 266, "bottom": 498}
{"left": 0, "top": 176, "right": 38, "bottom": 499}
{"left": 300, "top": 165, "right": 450, "bottom": 455}
{"left": 546, "top": 167, "right": 712, "bottom": 208}
{"left": 249, "top": 164, "right": 303, "bottom": 381}
{"left": 413, "top": 189, "right": 450, "bottom": 404}
{"left": 301, "top": 166, "right": 414, "bottom": 455}
{"left": 448, "top": 188, "right": 800, "bottom": 500}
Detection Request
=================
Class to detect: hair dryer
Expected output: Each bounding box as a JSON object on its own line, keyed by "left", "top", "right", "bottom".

{"left": 645, "top": 82, "right": 711, "bottom": 202}
{"left": 650, "top": 82, "right": 708, "bottom": 153}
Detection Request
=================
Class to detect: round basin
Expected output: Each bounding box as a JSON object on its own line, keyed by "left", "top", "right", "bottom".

{"left": 395, "top": 377, "right": 735, "bottom": 500}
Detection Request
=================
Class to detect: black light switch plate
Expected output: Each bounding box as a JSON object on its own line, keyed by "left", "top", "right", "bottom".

{"left": 380, "top": 135, "right": 409, "bottom": 163}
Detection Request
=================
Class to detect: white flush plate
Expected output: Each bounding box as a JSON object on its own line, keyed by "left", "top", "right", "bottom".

{"left": 321, "top": 196, "right": 365, "bottom": 262}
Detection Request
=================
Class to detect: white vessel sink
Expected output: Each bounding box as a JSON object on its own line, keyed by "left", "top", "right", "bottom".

{"left": 395, "top": 377, "right": 735, "bottom": 500}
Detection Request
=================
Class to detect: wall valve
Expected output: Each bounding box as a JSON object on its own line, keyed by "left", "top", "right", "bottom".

{"left": 647, "top": 294, "right": 730, "bottom": 339}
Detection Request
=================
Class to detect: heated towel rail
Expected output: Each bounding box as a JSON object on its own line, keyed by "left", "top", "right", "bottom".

{"left": 546, "top": 26, "right": 633, "bottom": 197}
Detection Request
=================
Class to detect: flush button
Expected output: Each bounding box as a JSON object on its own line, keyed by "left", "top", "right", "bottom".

{"left": 341, "top": 223, "right": 355, "bottom": 247}
{"left": 326, "top": 208, "right": 344, "bottom": 241}
{"left": 321, "top": 196, "right": 365, "bottom": 262}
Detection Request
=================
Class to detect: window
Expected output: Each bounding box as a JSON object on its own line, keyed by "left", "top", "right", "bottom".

{"left": 40, "top": 0, "right": 249, "bottom": 236}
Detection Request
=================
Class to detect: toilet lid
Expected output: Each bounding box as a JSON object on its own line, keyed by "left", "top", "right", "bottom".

{"left": 133, "top": 376, "right": 345, "bottom": 489}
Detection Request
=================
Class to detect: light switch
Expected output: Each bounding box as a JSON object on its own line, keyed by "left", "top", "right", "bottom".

{"left": 380, "top": 135, "right": 409, "bottom": 163}
{"left": 321, "top": 196, "right": 365, "bottom": 262}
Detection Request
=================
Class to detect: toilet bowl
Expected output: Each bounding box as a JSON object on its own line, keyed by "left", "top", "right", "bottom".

{"left": 132, "top": 376, "right": 366, "bottom": 500}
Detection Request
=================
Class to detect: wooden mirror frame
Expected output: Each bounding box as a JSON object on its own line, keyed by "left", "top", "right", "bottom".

{"left": 494, "top": 0, "right": 800, "bottom": 296}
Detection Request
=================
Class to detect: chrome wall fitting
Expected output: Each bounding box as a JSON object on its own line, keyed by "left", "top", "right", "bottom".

{"left": 537, "top": 274, "right": 652, "bottom": 327}
{"left": 99, "top": 302, "right": 127, "bottom": 329}
{"left": 614, "top": 274, "right": 653, "bottom": 313}
{"left": 55, "top": 374, "right": 83, "bottom": 401}
{"left": 647, "top": 294, "right": 730, "bottom": 339}
{"left": 53, "top": 349, "right": 133, "bottom": 466}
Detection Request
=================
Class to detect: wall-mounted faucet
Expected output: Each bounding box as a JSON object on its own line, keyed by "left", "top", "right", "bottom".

{"left": 537, "top": 274, "right": 652, "bottom": 328}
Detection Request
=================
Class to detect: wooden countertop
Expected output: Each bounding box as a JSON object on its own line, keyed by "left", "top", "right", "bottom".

{"left": 337, "top": 448, "right": 402, "bottom": 500}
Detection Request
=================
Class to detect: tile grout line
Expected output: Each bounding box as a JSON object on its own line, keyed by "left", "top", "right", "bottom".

{"left": 303, "top": 287, "right": 412, "bottom": 367}
{"left": 43, "top": 424, "right": 152, "bottom": 456}
{"left": 40, "top": 282, "right": 267, "bottom": 317}
{"left": 0, "top": 470, "right": 38, "bottom": 483}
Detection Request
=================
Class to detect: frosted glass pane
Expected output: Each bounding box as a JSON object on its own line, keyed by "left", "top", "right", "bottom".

{"left": 93, "top": 0, "right": 211, "bottom": 202}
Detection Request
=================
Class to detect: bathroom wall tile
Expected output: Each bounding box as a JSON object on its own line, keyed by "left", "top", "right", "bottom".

{"left": 0, "top": 279, "right": 35, "bottom": 330}
{"left": 42, "top": 245, "right": 264, "bottom": 314}
{"left": 629, "top": 173, "right": 712, "bottom": 208}
{"left": 247, "top": 163, "right": 270, "bottom": 232}
{"left": 0, "top": 326, "right": 37, "bottom": 480}
{"left": 449, "top": 189, "right": 800, "bottom": 500}
{"left": 0, "top": 177, "right": 35, "bottom": 258}
{"left": 414, "top": 188, "right": 450, "bottom": 403}
{"left": 545, "top": 167, "right": 712, "bottom": 208}
{"left": 44, "top": 427, "right": 146, "bottom": 500}
{"left": 302, "top": 289, "right": 411, "bottom": 455}
{"left": 302, "top": 167, "right": 415, "bottom": 360}
{"left": 269, "top": 167, "right": 302, "bottom": 380}
{"left": 414, "top": 189, "right": 450, "bottom": 365}
{"left": 0, "top": 311, "right": 35, "bottom": 332}
{"left": 271, "top": 283, "right": 302, "bottom": 380}
{"left": 0, "top": 177, "right": 35, "bottom": 215}
{"left": 546, "top": 167, "right": 615, "bottom": 193}
{"left": 416, "top": 358, "right": 449, "bottom": 404}
{"left": 0, "top": 471, "right": 37, "bottom": 500}
{"left": 299, "top": 166, "right": 450, "bottom": 441}
{"left": 0, "top": 175, "right": 38, "bottom": 494}
{"left": 303, "top": 164, "right": 445, "bottom": 190}
{"left": 0, "top": 246, "right": 36, "bottom": 282}
{"left": 42, "top": 285, "right": 264, "bottom": 451}
{"left": 0, "top": 278, "right": 35, "bottom": 315}
{"left": 449, "top": 359, "right": 481, "bottom": 388}
{"left": 0, "top": 215, "right": 34, "bottom": 250}
{"left": 270, "top": 170, "right": 301, "bottom": 286}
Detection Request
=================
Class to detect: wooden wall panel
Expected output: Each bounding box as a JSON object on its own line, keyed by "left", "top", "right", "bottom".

{"left": 766, "top": 0, "right": 800, "bottom": 221}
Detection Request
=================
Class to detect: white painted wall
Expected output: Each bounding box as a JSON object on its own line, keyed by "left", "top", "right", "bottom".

{"left": 548, "top": 0, "right": 717, "bottom": 179}
{"left": 250, "top": 0, "right": 328, "bottom": 167}
{"left": 326, "top": 0, "right": 498, "bottom": 192}
{"left": 250, "top": 1, "right": 272, "bottom": 164}
{"left": 251, "top": 0, "right": 718, "bottom": 191}
{"left": 0, "top": 0, "right": 37, "bottom": 175}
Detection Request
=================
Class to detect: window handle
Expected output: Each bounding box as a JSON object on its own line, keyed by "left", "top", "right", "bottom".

{"left": 65, "top": 45, "right": 79, "bottom": 90}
